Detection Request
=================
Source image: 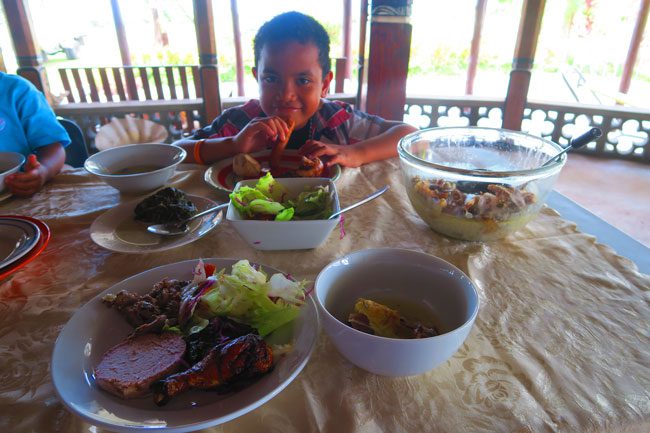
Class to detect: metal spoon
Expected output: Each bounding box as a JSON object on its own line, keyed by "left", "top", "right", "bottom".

{"left": 147, "top": 202, "right": 229, "bottom": 236}
{"left": 541, "top": 127, "right": 602, "bottom": 167}
{"left": 328, "top": 185, "right": 390, "bottom": 220}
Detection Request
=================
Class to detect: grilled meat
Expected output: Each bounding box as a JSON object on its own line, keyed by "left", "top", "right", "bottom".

{"left": 152, "top": 334, "right": 273, "bottom": 406}
{"left": 102, "top": 278, "right": 188, "bottom": 328}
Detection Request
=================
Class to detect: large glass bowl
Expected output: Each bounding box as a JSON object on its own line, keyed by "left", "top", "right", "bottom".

{"left": 397, "top": 127, "right": 566, "bottom": 241}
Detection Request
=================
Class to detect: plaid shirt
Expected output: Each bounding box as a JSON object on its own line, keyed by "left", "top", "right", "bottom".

{"left": 193, "top": 99, "right": 386, "bottom": 145}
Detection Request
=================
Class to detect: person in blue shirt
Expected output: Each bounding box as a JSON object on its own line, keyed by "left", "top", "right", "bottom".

{"left": 0, "top": 72, "right": 70, "bottom": 197}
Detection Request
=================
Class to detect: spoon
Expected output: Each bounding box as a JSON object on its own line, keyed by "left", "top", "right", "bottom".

{"left": 147, "top": 202, "right": 229, "bottom": 236}
{"left": 328, "top": 185, "right": 390, "bottom": 220}
{"left": 541, "top": 127, "right": 602, "bottom": 167}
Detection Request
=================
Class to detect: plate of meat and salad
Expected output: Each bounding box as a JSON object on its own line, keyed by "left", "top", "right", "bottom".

{"left": 51, "top": 258, "right": 318, "bottom": 432}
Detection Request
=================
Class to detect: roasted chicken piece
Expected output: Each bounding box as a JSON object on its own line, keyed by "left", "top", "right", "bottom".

{"left": 152, "top": 334, "right": 273, "bottom": 406}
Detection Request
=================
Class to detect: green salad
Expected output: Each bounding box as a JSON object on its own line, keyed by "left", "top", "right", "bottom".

{"left": 229, "top": 172, "right": 332, "bottom": 221}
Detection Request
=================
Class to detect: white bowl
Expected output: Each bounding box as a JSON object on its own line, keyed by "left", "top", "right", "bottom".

{"left": 0, "top": 152, "right": 26, "bottom": 194}
{"left": 84, "top": 143, "right": 185, "bottom": 195}
{"left": 314, "top": 248, "right": 479, "bottom": 376}
{"left": 226, "top": 177, "right": 340, "bottom": 250}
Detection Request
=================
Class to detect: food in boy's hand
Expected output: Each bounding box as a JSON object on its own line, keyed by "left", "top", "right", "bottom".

{"left": 230, "top": 172, "right": 332, "bottom": 221}
{"left": 270, "top": 119, "right": 295, "bottom": 172}
{"left": 408, "top": 176, "right": 538, "bottom": 241}
{"left": 295, "top": 155, "right": 324, "bottom": 177}
{"left": 94, "top": 332, "right": 187, "bottom": 399}
{"left": 96, "top": 260, "right": 309, "bottom": 405}
{"left": 134, "top": 187, "right": 197, "bottom": 225}
{"left": 347, "top": 298, "right": 438, "bottom": 339}
{"left": 232, "top": 153, "right": 263, "bottom": 178}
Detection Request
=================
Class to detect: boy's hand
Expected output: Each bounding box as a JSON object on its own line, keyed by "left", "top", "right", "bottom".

{"left": 299, "top": 140, "right": 363, "bottom": 168}
{"left": 5, "top": 154, "right": 47, "bottom": 197}
{"left": 234, "top": 116, "right": 292, "bottom": 154}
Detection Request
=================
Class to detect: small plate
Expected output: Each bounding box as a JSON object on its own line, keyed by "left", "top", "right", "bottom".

{"left": 204, "top": 149, "right": 342, "bottom": 193}
{"left": 90, "top": 195, "right": 223, "bottom": 254}
{"left": 0, "top": 217, "right": 40, "bottom": 269}
{"left": 51, "top": 258, "right": 319, "bottom": 433}
{"left": 0, "top": 215, "right": 51, "bottom": 280}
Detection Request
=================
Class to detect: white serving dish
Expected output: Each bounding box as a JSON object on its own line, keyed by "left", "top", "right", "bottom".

{"left": 227, "top": 177, "right": 340, "bottom": 250}
{"left": 314, "top": 248, "right": 479, "bottom": 376}
{"left": 84, "top": 143, "right": 185, "bottom": 195}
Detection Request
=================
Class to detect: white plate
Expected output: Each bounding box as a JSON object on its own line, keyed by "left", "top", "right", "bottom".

{"left": 204, "top": 149, "right": 342, "bottom": 193}
{"left": 0, "top": 217, "right": 40, "bottom": 269}
{"left": 90, "top": 195, "right": 223, "bottom": 253}
{"left": 51, "top": 258, "right": 319, "bottom": 433}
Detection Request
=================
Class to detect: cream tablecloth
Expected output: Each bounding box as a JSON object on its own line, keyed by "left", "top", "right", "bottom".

{"left": 1, "top": 159, "right": 648, "bottom": 433}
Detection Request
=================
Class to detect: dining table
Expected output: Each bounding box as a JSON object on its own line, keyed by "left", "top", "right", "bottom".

{"left": 0, "top": 158, "right": 648, "bottom": 433}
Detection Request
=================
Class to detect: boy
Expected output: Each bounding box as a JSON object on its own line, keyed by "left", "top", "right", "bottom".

{"left": 175, "top": 11, "right": 416, "bottom": 168}
{"left": 0, "top": 72, "right": 69, "bottom": 197}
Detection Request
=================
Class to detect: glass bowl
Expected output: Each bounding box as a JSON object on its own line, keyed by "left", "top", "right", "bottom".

{"left": 397, "top": 127, "right": 566, "bottom": 241}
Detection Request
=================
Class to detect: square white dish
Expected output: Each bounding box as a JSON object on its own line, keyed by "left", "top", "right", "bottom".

{"left": 227, "top": 177, "right": 340, "bottom": 250}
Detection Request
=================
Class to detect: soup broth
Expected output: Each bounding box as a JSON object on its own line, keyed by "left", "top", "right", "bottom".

{"left": 112, "top": 165, "right": 164, "bottom": 175}
{"left": 328, "top": 288, "right": 445, "bottom": 334}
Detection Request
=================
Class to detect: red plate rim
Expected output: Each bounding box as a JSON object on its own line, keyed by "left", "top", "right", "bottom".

{"left": 0, "top": 215, "right": 51, "bottom": 280}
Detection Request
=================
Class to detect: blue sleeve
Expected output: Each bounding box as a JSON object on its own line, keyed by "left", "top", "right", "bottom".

{"left": 14, "top": 81, "right": 71, "bottom": 151}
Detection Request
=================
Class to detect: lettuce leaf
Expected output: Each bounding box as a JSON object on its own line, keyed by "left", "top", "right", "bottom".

{"left": 229, "top": 172, "right": 331, "bottom": 221}
{"left": 195, "top": 260, "right": 308, "bottom": 336}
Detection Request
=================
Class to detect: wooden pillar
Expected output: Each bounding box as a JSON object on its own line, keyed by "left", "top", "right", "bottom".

{"left": 110, "top": 0, "right": 131, "bottom": 66}
{"left": 466, "top": 0, "right": 487, "bottom": 95}
{"left": 356, "top": 0, "right": 369, "bottom": 108}
{"left": 2, "top": 0, "right": 52, "bottom": 99}
{"left": 230, "top": 0, "right": 245, "bottom": 96}
{"left": 110, "top": 0, "right": 138, "bottom": 100}
{"left": 194, "top": 0, "right": 222, "bottom": 122}
{"left": 364, "top": 0, "right": 412, "bottom": 121}
{"left": 502, "top": 0, "right": 545, "bottom": 131}
{"left": 342, "top": 0, "right": 352, "bottom": 79}
{"left": 618, "top": 0, "right": 649, "bottom": 96}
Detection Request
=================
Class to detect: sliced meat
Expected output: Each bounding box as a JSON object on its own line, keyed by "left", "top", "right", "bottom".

{"left": 94, "top": 332, "right": 186, "bottom": 399}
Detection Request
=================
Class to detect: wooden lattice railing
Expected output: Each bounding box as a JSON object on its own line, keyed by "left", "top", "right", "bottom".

{"left": 405, "top": 96, "right": 650, "bottom": 163}
{"left": 55, "top": 94, "right": 649, "bottom": 163}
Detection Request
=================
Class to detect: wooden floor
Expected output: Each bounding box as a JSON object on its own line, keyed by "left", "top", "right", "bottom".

{"left": 554, "top": 154, "right": 650, "bottom": 247}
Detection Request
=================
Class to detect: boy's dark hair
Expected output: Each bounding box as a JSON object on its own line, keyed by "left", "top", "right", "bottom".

{"left": 253, "top": 11, "right": 331, "bottom": 77}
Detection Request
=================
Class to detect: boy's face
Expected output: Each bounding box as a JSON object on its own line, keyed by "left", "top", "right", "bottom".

{"left": 253, "top": 41, "right": 333, "bottom": 130}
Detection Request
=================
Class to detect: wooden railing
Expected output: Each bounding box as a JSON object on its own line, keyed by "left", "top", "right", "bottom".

{"left": 405, "top": 96, "right": 650, "bottom": 163}
{"left": 58, "top": 65, "right": 202, "bottom": 103}
{"left": 55, "top": 93, "right": 649, "bottom": 164}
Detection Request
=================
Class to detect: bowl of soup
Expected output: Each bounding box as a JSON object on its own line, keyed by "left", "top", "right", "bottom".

{"left": 0, "top": 152, "right": 25, "bottom": 194}
{"left": 84, "top": 143, "right": 185, "bottom": 195}
{"left": 314, "top": 248, "right": 479, "bottom": 376}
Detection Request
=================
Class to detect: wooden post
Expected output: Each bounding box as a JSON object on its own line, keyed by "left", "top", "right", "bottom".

{"left": 110, "top": 0, "right": 131, "bottom": 66}
{"left": 2, "top": 0, "right": 53, "bottom": 100}
{"left": 110, "top": 0, "right": 138, "bottom": 100}
{"left": 618, "top": 0, "right": 650, "bottom": 96}
{"left": 466, "top": 0, "right": 487, "bottom": 95}
{"left": 364, "top": 0, "right": 412, "bottom": 121}
{"left": 342, "top": 0, "right": 352, "bottom": 79}
{"left": 502, "top": 0, "right": 546, "bottom": 131}
{"left": 194, "top": 0, "right": 222, "bottom": 122}
{"left": 230, "top": 0, "right": 245, "bottom": 96}
{"left": 356, "top": 0, "right": 369, "bottom": 108}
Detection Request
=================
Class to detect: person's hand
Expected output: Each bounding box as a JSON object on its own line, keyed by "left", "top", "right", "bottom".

{"left": 233, "top": 116, "right": 292, "bottom": 154}
{"left": 5, "top": 154, "right": 47, "bottom": 197}
{"left": 299, "top": 139, "right": 362, "bottom": 168}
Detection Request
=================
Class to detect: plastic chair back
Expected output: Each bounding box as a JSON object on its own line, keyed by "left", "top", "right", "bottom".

{"left": 58, "top": 117, "right": 89, "bottom": 168}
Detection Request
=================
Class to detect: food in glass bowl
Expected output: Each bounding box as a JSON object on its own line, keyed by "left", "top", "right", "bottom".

{"left": 398, "top": 127, "right": 566, "bottom": 241}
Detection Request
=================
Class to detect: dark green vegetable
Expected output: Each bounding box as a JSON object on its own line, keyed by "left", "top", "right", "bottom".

{"left": 134, "top": 187, "right": 197, "bottom": 224}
